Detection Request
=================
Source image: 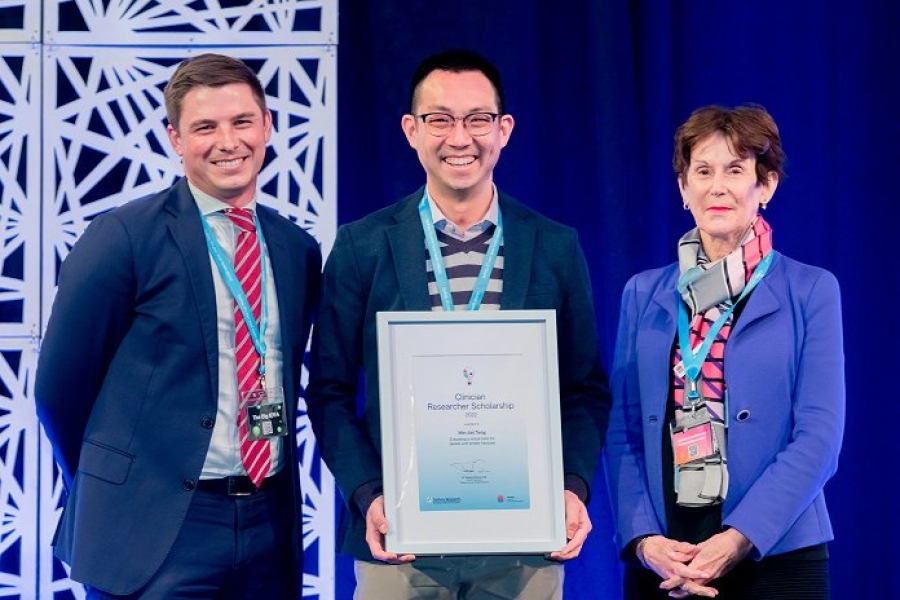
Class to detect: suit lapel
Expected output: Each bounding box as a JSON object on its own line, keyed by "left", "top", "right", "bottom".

{"left": 257, "top": 208, "right": 294, "bottom": 331}
{"left": 650, "top": 273, "right": 680, "bottom": 327}
{"left": 256, "top": 208, "right": 300, "bottom": 417}
{"left": 731, "top": 263, "right": 781, "bottom": 337}
{"left": 165, "top": 179, "right": 219, "bottom": 407}
{"left": 645, "top": 271, "right": 679, "bottom": 415}
{"left": 388, "top": 194, "right": 431, "bottom": 311}
{"left": 497, "top": 196, "right": 535, "bottom": 310}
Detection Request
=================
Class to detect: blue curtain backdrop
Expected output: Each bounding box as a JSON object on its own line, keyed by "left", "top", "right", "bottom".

{"left": 338, "top": 1, "right": 899, "bottom": 598}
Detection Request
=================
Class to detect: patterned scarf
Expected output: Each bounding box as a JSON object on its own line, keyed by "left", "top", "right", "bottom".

{"left": 672, "top": 216, "right": 773, "bottom": 419}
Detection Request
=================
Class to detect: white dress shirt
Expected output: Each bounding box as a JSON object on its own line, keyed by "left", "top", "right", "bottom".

{"left": 190, "top": 183, "right": 284, "bottom": 479}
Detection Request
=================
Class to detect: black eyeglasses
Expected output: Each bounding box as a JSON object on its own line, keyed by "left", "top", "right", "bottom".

{"left": 416, "top": 112, "right": 500, "bottom": 137}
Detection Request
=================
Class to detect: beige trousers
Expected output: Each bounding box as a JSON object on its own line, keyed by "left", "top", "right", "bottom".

{"left": 354, "top": 555, "right": 564, "bottom": 600}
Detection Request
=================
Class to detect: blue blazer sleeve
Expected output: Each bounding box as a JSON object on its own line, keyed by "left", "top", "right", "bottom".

{"left": 306, "top": 222, "right": 385, "bottom": 507}
{"left": 548, "top": 226, "right": 611, "bottom": 494}
{"left": 35, "top": 211, "right": 137, "bottom": 487}
{"left": 605, "top": 271, "right": 666, "bottom": 553}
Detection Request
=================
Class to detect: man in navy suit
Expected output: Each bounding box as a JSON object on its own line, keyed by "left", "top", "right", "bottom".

{"left": 35, "top": 53, "right": 321, "bottom": 598}
{"left": 306, "top": 49, "right": 611, "bottom": 599}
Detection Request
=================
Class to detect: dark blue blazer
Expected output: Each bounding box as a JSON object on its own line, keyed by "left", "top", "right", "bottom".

{"left": 605, "top": 252, "right": 845, "bottom": 559}
{"left": 35, "top": 178, "right": 321, "bottom": 594}
{"left": 306, "top": 188, "right": 611, "bottom": 560}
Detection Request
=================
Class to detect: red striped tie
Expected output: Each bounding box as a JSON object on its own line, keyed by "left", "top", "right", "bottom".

{"left": 226, "top": 208, "right": 271, "bottom": 487}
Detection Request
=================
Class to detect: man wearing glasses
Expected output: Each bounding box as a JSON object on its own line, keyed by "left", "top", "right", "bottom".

{"left": 307, "top": 49, "right": 610, "bottom": 598}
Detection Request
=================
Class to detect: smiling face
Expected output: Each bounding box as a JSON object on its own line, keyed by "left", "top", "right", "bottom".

{"left": 167, "top": 83, "right": 272, "bottom": 207}
{"left": 679, "top": 132, "right": 778, "bottom": 260}
{"left": 401, "top": 69, "right": 514, "bottom": 207}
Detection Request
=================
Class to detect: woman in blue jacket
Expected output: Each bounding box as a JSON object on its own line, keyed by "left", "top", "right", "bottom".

{"left": 605, "top": 105, "right": 845, "bottom": 599}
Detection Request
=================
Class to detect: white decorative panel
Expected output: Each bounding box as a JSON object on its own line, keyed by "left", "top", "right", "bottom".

{"left": 297, "top": 396, "right": 335, "bottom": 598}
{"left": 0, "top": 2, "right": 41, "bottom": 42}
{"left": 0, "top": 45, "right": 41, "bottom": 339}
{"left": 40, "top": 47, "right": 183, "bottom": 324}
{"left": 0, "top": 39, "right": 64, "bottom": 600}
{"left": 45, "top": 0, "right": 337, "bottom": 46}
{"left": 0, "top": 345, "right": 42, "bottom": 598}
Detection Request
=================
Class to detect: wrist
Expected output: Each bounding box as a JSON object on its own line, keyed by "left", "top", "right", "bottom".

{"left": 724, "top": 527, "right": 754, "bottom": 554}
{"left": 635, "top": 535, "right": 654, "bottom": 568}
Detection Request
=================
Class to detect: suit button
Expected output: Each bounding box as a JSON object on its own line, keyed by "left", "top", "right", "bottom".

{"left": 183, "top": 479, "right": 196, "bottom": 491}
{"left": 201, "top": 416, "right": 215, "bottom": 429}
{"left": 736, "top": 409, "right": 751, "bottom": 422}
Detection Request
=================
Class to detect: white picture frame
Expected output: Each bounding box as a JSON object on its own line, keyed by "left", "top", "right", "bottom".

{"left": 376, "top": 310, "right": 566, "bottom": 555}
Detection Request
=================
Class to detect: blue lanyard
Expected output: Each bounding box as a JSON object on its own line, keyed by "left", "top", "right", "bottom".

{"left": 200, "top": 209, "right": 270, "bottom": 378}
{"left": 418, "top": 191, "right": 503, "bottom": 311}
{"left": 676, "top": 251, "right": 775, "bottom": 403}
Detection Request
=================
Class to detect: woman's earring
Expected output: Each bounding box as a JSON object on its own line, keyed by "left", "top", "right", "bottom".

{"left": 683, "top": 201, "right": 690, "bottom": 211}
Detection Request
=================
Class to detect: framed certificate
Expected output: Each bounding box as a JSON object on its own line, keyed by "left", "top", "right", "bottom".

{"left": 376, "top": 310, "right": 566, "bottom": 555}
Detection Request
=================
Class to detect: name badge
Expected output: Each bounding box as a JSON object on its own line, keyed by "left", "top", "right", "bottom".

{"left": 670, "top": 405, "right": 717, "bottom": 466}
{"left": 241, "top": 387, "right": 289, "bottom": 441}
{"left": 672, "top": 422, "right": 715, "bottom": 465}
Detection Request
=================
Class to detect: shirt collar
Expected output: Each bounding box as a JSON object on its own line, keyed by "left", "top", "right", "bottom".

{"left": 427, "top": 185, "right": 499, "bottom": 236}
{"left": 189, "top": 180, "right": 258, "bottom": 217}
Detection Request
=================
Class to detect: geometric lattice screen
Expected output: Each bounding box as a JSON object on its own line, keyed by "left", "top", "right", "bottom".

{"left": 0, "top": 2, "right": 337, "bottom": 598}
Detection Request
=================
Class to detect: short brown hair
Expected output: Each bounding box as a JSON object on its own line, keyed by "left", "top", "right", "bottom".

{"left": 164, "top": 53, "right": 266, "bottom": 130}
{"left": 673, "top": 104, "right": 785, "bottom": 186}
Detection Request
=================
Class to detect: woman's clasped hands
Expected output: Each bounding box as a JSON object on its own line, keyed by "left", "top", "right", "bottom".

{"left": 637, "top": 529, "right": 754, "bottom": 598}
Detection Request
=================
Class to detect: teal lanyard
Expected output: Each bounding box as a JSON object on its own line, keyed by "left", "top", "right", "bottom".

{"left": 200, "top": 209, "right": 270, "bottom": 378}
{"left": 676, "top": 251, "right": 775, "bottom": 403}
{"left": 418, "top": 191, "right": 503, "bottom": 311}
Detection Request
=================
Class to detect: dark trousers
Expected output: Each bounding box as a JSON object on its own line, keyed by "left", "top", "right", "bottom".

{"left": 87, "top": 478, "right": 296, "bottom": 600}
{"left": 623, "top": 553, "right": 830, "bottom": 600}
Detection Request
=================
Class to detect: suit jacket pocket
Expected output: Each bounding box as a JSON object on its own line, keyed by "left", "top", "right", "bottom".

{"left": 78, "top": 439, "right": 134, "bottom": 485}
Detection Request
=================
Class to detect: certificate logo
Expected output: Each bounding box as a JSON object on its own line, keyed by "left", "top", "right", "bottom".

{"left": 428, "top": 496, "right": 462, "bottom": 505}
{"left": 463, "top": 368, "right": 475, "bottom": 386}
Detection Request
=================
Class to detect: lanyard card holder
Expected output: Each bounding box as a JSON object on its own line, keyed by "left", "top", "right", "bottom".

{"left": 670, "top": 404, "right": 729, "bottom": 507}
{"left": 243, "top": 387, "right": 289, "bottom": 441}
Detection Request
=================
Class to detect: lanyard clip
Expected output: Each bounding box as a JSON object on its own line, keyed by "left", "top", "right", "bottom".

{"left": 258, "top": 357, "right": 266, "bottom": 390}
{"left": 686, "top": 377, "right": 701, "bottom": 409}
